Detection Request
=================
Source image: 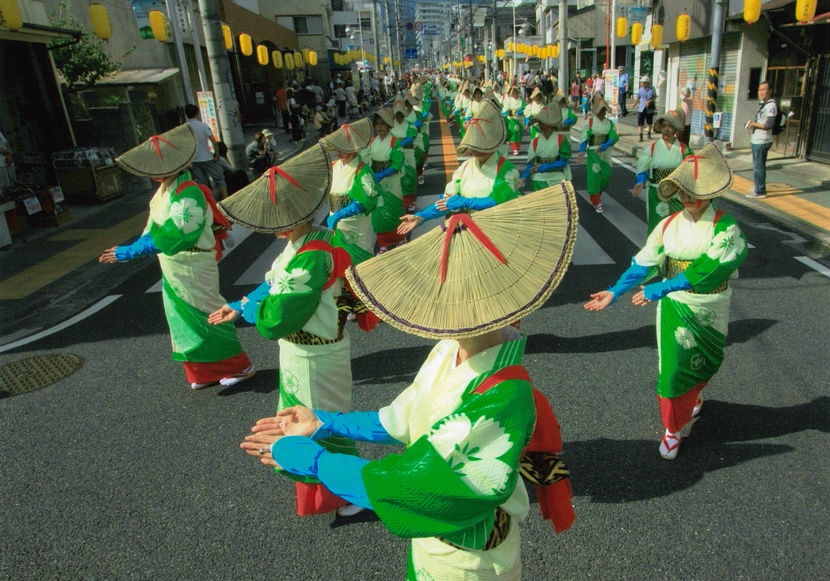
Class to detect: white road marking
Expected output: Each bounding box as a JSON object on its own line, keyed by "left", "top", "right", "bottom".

{"left": 576, "top": 189, "right": 647, "bottom": 248}
{"left": 0, "top": 295, "right": 122, "bottom": 353}
{"left": 572, "top": 224, "right": 615, "bottom": 265}
{"left": 794, "top": 256, "right": 830, "bottom": 279}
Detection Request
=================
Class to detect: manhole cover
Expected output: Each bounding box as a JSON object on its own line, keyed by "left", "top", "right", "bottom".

{"left": 0, "top": 354, "right": 84, "bottom": 398}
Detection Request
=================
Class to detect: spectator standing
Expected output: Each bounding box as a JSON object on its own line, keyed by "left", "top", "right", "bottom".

{"left": 746, "top": 81, "right": 777, "bottom": 199}
{"left": 335, "top": 81, "right": 347, "bottom": 119}
{"left": 570, "top": 78, "right": 580, "bottom": 109}
{"left": 679, "top": 87, "right": 693, "bottom": 145}
{"left": 184, "top": 103, "right": 228, "bottom": 200}
{"left": 618, "top": 66, "right": 629, "bottom": 116}
{"left": 310, "top": 80, "right": 325, "bottom": 106}
{"left": 632, "top": 76, "right": 657, "bottom": 142}
{"left": 0, "top": 130, "right": 16, "bottom": 189}
{"left": 275, "top": 82, "right": 289, "bottom": 134}
{"left": 593, "top": 73, "right": 605, "bottom": 99}
{"left": 286, "top": 88, "right": 304, "bottom": 143}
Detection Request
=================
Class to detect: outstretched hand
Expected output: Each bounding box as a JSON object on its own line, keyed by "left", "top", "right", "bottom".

{"left": 208, "top": 305, "right": 239, "bottom": 325}
{"left": 397, "top": 214, "right": 422, "bottom": 235}
{"left": 584, "top": 290, "right": 614, "bottom": 311}
{"left": 631, "top": 288, "right": 652, "bottom": 307}
{"left": 98, "top": 247, "right": 119, "bottom": 264}
{"left": 631, "top": 183, "right": 644, "bottom": 198}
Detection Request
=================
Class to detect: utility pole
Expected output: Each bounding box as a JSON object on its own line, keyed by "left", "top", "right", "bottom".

{"left": 609, "top": 0, "right": 616, "bottom": 70}
{"left": 371, "top": 0, "right": 380, "bottom": 78}
{"left": 469, "top": 0, "right": 476, "bottom": 77}
{"left": 558, "top": 0, "right": 568, "bottom": 87}
{"left": 198, "top": 0, "right": 246, "bottom": 170}
{"left": 167, "top": 0, "right": 194, "bottom": 104}
{"left": 706, "top": 0, "right": 726, "bottom": 142}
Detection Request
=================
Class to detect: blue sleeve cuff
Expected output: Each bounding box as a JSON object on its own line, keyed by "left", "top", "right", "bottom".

{"left": 114, "top": 234, "right": 159, "bottom": 261}
{"left": 227, "top": 300, "right": 243, "bottom": 314}
{"left": 415, "top": 203, "right": 446, "bottom": 222}
{"left": 643, "top": 272, "right": 692, "bottom": 301}
{"left": 578, "top": 141, "right": 587, "bottom": 153}
{"left": 636, "top": 172, "right": 648, "bottom": 184}
{"left": 563, "top": 117, "right": 576, "bottom": 127}
{"left": 607, "top": 261, "right": 651, "bottom": 303}
{"left": 312, "top": 410, "right": 399, "bottom": 444}
{"left": 239, "top": 280, "right": 271, "bottom": 323}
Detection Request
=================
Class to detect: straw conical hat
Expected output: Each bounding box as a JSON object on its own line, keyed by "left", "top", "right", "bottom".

{"left": 410, "top": 84, "right": 424, "bottom": 101}
{"left": 592, "top": 95, "right": 611, "bottom": 115}
{"left": 657, "top": 143, "right": 733, "bottom": 201}
{"left": 529, "top": 87, "right": 544, "bottom": 101}
{"left": 372, "top": 107, "right": 395, "bottom": 127}
{"left": 218, "top": 143, "right": 331, "bottom": 233}
{"left": 530, "top": 104, "right": 563, "bottom": 127}
{"left": 456, "top": 99, "right": 505, "bottom": 155}
{"left": 552, "top": 89, "right": 568, "bottom": 105}
{"left": 322, "top": 118, "right": 372, "bottom": 153}
{"left": 345, "top": 182, "right": 579, "bottom": 339}
{"left": 393, "top": 96, "right": 407, "bottom": 116}
{"left": 116, "top": 124, "right": 197, "bottom": 178}
{"left": 654, "top": 107, "right": 686, "bottom": 131}
{"left": 502, "top": 82, "right": 512, "bottom": 94}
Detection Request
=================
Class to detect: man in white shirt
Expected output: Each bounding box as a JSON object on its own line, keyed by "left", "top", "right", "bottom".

{"left": 184, "top": 104, "right": 227, "bottom": 200}
{"left": 746, "top": 81, "right": 777, "bottom": 199}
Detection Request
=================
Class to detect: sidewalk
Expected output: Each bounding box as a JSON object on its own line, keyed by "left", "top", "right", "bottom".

{"left": 572, "top": 110, "right": 830, "bottom": 256}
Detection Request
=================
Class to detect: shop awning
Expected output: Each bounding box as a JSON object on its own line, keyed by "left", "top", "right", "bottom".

{"left": 0, "top": 22, "right": 80, "bottom": 44}
{"left": 97, "top": 68, "right": 180, "bottom": 85}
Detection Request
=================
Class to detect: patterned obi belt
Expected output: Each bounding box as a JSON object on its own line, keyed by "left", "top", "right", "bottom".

{"left": 283, "top": 328, "right": 344, "bottom": 346}
{"left": 185, "top": 246, "right": 212, "bottom": 253}
{"left": 650, "top": 167, "right": 675, "bottom": 183}
{"left": 536, "top": 156, "right": 560, "bottom": 164}
{"left": 665, "top": 258, "right": 729, "bottom": 294}
{"left": 440, "top": 506, "right": 511, "bottom": 552}
{"left": 371, "top": 160, "right": 392, "bottom": 173}
{"left": 329, "top": 194, "right": 352, "bottom": 212}
{"left": 589, "top": 134, "right": 608, "bottom": 146}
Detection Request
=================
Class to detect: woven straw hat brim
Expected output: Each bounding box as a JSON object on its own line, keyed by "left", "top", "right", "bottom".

{"left": 552, "top": 90, "right": 568, "bottom": 105}
{"left": 321, "top": 118, "right": 373, "bottom": 153}
{"left": 372, "top": 107, "right": 395, "bottom": 127}
{"left": 393, "top": 98, "right": 407, "bottom": 116}
{"left": 345, "top": 182, "right": 579, "bottom": 339}
{"left": 218, "top": 143, "right": 331, "bottom": 233}
{"left": 657, "top": 143, "right": 733, "bottom": 201}
{"left": 591, "top": 96, "right": 611, "bottom": 115}
{"left": 531, "top": 105, "right": 563, "bottom": 127}
{"left": 457, "top": 100, "right": 505, "bottom": 155}
{"left": 530, "top": 87, "right": 543, "bottom": 101}
{"left": 116, "top": 124, "right": 197, "bottom": 178}
{"left": 654, "top": 107, "right": 686, "bottom": 131}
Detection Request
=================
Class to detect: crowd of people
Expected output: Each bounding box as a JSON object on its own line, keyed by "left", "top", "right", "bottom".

{"left": 98, "top": 69, "right": 748, "bottom": 580}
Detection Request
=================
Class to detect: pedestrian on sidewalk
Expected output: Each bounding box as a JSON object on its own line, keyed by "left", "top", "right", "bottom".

{"left": 99, "top": 124, "right": 254, "bottom": 390}
{"left": 618, "top": 66, "right": 629, "bottom": 116}
{"left": 585, "top": 143, "right": 748, "bottom": 461}
{"left": 275, "top": 82, "right": 289, "bottom": 134}
{"left": 679, "top": 87, "right": 693, "bottom": 145}
{"left": 632, "top": 76, "right": 657, "bottom": 142}
{"left": 243, "top": 188, "right": 577, "bottom": 579}
{"left": 577, "top": 96, "right": 619, "bottom": 213}
{"left": 184, "top": 104, "right": 228, "bottom": 200}
{"left": 632, "top": 107, "right": 694, "bottom": 234}
{"left": 211, "top": 144, "right": 363, "bottom": 517}
{"left": 335, "top": 80, "right": 347, "bottom": 120}
{"left": 746, "top": 81, "right": 777, "bottom": 199}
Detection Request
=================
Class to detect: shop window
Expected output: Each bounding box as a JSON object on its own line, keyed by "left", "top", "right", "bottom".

{"left": 331, "top": 0, "right": 344, "bottom": 11}
{"left": 747, "top": 67, "right": 762, "bottom": 100}
{"left": 294, "top": 16, "right": 323, "bottom": 35}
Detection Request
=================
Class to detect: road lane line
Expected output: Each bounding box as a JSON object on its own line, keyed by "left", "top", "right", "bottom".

{"left": 576, "top": 189, "right": 647, "bottom": 248}
{"left": 572, "top": 225, "right": 615, "bottom": 265}
{"left": 794, "top": 256, "right": 830, "bottom": 279}
{"left": 0, "top": 295, "right": 122, "bottom": 353}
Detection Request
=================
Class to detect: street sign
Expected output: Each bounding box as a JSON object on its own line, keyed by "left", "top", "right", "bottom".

{"left": 404, "top": 21, "right": 415, "bottom": 32}
{"left": 405, "top": 48, "right": 418, "bottom": 59}
{"left": 415, "top": 22, "right": 423, "bottom": 31}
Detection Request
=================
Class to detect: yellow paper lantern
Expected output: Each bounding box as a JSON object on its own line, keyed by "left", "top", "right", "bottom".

{"left": 553, "top": 43, "right": 559, "bottom": 59}
{"left": 238, "top": 33, "right": 253, "bottom": 56}
{"left": 506, "top": 42, "right": 513, "bottom": 51}
{"left": 272, "top": 50, "right": 283, "bottom": 68}
{"left": 0, "top": 0, "right": 23, "bottom": 32}
{"left": 294, "top": 51, "right": 303, "bottom": 66}
{"left": 744, "top": 0, "right": 761, "bottom": 24}
{"left": 222, "top": 24, "right": 232, "bottom": 50}
{"left": 796, "top": 0, "right": 816, "bottom": 23}
{"left": 676, "top": 13, "right": 691, "bottom": 41}
{"left": 616, "top": 16, "right": 627, "bottom": 38}
{"left": 285, "top": 52, "right": 294, "bottom": 70}
{"left": 651, "top": 24, "right": 663, "bottom": 49}
{"left": 309, "top": 51, "right": 318, "bottom": 66}
{"left": 256, "top": 45, "right": 268, "bottom": 65}
{"left": 88, "top": 3, "right": 112, "bottom": 41}
{"left": 302, "top": 48, "right": 310, "bottom": 62}
{"left": 149, "top": 10, "right": 167, "bottom": 42}
{"left": 631, "top": 22, "right": 643, "bottom": 45}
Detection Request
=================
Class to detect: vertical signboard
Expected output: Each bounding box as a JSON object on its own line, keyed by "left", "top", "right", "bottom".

{"left": 197, "top": 91, "right": 220, "bottom": 141}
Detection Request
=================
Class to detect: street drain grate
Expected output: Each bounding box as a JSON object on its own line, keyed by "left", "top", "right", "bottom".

{"left": 0, "top": 354, "right": 84, "bottom": 398}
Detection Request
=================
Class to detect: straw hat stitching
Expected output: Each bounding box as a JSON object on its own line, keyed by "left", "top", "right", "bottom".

{"left": 115, "top": 124, "right": 197, "bottom": 178}
{"left": 456, "top": 99, "right": 505, "bottom": 155}
{"left": 654, "top": 107, "right": 686, "bottom": 132}
{"left": 657, "top": 143, "right": 733, "bottom": 201}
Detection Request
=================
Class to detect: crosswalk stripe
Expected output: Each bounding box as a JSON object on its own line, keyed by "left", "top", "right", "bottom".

{"left": 576, "top": 189, "right": 647, "bottom": 249}
{"left": 572, "top": 224, "right": 615, "bottom": 265}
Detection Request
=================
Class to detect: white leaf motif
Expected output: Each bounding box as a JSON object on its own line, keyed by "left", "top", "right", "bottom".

{"left": 271, "top": 268, "right": 312, "bottom": 295}
{"left": 706, "top": 225, "right": 746, "bottom": 263}
{"left": 169, "top": 197, "right": 203, "bottom": 235}
{"left": 674, "top": 327, "right": 697, "bottom": 349}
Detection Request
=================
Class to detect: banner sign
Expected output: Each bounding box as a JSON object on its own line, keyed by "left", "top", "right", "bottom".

{"left": 197, "top": 91, "right": 220, "bottom": 142}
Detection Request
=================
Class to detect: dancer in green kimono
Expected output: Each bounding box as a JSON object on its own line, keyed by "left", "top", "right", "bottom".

{"left": 99, "top": 124, "right": 253, "bottom": 390}
{"left": 242, "top": 186, "right": 579, "bottom": 580}
{"left": 391, "top": 95, "right": 418, "bottom": 211}
{"left": 585, "top": 144, "right": 747, "bottom": 460}
{"left": 633, "top": 107, "right": 693, "bottom": 234}
{"left": 577, "top": 96, "right": 619, "bottom": 213}
{"left": 519, "top": 105, "right": 572, "bottom": 192}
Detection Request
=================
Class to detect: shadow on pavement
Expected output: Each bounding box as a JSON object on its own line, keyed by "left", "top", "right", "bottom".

{"left": 217, "top": 368, "right": 279, "bottom": 396}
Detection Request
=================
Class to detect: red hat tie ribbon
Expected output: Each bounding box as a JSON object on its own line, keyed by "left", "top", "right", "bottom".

{"left": 267, "top": 166, "right": 301, "bottom": 205}
{"left": 149, "top": 135, "right": 176, "bottom": 158}
{"left": 684, "top": 154, "right": 706, "bottom": 180}
{"left": 439, "top": 212, "right": 506, "bottom": 284}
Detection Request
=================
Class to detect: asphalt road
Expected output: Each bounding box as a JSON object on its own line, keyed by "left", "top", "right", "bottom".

{"left": 1, "top": 111, "right": 829, "bottom": 580}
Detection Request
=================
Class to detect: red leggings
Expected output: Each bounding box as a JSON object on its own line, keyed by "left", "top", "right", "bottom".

{"left": 659, "top": 383, "right": 705, "bottom": 433}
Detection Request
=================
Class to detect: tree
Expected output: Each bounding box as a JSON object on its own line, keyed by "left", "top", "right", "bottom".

{"left": 49, "top": 0, "right": 134, "bottom": 92}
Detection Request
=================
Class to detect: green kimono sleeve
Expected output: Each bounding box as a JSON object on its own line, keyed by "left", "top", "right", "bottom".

{"left": 683, "top": 212, "right": 748, "bottom": 293}
{"left": 149, "top": 185, "right": 207, "bottom": 255}
{"left": 608, "top": 121, "right": 620, "bottom": 145}
{"left": 362, "top": 379, "right": 535, "bottom": 550}
{"left": 491, "top": 159, "right": 520, "bottom": 205}
{"left": 389, "top": 142, "right": 404, "bottom": 172}
{"left": 255, "top": 249, "right": 332, "bottom": 340}
{"left": 566, "top": 107, "right": 578, "bottom": 126}
{"left": 581, "top": 125, "right": 592, "bottom": 151}
{"left": 350, "top": 165, "right": 379, "bottom": 215}
{"left": 559, "top": 136, "right": 572, "bottom": 161}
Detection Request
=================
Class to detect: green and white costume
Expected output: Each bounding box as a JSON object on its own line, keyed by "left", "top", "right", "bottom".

{"left": 392, "top": 118, "right": 418, "bottom": 197}
{"left": 636, "top": 139, "right": 693, "bottom": 234}
{"left": 526, "top": 133, "right": 572, "bottom": 190}
{"left": 329, "top": 156, "right": 379, "bottom": 264}
{"left": 580, "top": 116, "right": 619, "bottom": 195}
